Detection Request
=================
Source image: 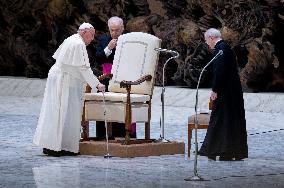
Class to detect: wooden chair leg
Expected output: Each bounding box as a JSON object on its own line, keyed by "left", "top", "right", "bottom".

{"left": 81, "top": 101, "right": 89, "bottom": 141}
{"left": 124, "top": 86, "right": 131, "bottom": 144}
{"left": 81, "top": 120, "right": 89, "bottom": 141}
{"left": 188, "top": 124, "right": 193, "bottom": 159}
{"left": 145, "top": 100, "right": 151, "bottom": 140}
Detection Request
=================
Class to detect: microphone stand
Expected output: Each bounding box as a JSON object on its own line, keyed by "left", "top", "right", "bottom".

{"left": 185, "top": 50, "right": 222, "bottom": 181}
{"left": 158, "top": 51, "right": 179, "bottom": 142}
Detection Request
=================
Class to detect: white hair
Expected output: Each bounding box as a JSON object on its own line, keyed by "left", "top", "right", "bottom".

{"left": 107, "top": 16, "right": 124, "bottom": 27}
{"left": 204, "top": 28, "right": 222, "bottom": 39}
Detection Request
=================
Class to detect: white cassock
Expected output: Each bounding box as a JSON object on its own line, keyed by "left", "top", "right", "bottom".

{"left": 33, "top": 33, "right": 99, "bottom": 153}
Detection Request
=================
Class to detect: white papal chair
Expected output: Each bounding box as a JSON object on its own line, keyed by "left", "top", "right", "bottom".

{"left": 81, "top": 32, "right": 161, "bottom": 144}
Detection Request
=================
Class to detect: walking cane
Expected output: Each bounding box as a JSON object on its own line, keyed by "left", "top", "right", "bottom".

{"left": 102, "top": 91, "right": 112, "bottom": 158}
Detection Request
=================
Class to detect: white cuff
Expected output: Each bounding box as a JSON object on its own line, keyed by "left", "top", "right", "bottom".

{"left": 104, "top": 47, "right": 112, "bottom": 57}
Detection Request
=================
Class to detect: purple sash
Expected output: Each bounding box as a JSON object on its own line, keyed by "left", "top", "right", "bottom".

{"left": 102, "top": 63, "right": 112, "bottom": 74}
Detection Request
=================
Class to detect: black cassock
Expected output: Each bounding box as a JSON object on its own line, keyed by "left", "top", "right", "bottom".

{"left": 199, "top": 40, "right": 248, "bottom": 159}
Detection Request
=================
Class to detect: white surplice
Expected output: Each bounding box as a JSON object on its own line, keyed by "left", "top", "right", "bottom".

{"left": 33, "top": 33, "right": 100, "bottom": 153}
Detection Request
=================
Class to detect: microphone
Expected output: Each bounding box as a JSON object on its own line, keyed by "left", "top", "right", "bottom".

{"left": 154, "top": 48, "right": 178, "bottom": 55}
{"left": 198, "top": 50, "right": 223, "bottom": 79}
{"left": 215, "top": 50, "right": 223, "bottom": 58}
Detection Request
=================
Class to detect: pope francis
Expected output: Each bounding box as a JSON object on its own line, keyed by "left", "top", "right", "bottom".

{"left": 33, "top": 23, "right": 105, "bottom": 156}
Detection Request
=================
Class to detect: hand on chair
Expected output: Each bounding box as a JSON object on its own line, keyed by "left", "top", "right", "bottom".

{"left": 97, "top": 83, "right": 105, "bottom": 92}
{"left": 210, "top": 91, "right": 217, "bottom": 100}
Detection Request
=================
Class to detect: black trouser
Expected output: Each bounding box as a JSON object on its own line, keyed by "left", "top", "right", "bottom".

{"left": 96, "top": 122, "right": 126, "bottom": 138}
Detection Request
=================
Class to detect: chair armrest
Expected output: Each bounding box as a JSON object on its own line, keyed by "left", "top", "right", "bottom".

{"left": 120, "top": 75, "right": 152, "bottom": 88}
{"left": 119, "top": 74, "right": 152, "bottom": 144}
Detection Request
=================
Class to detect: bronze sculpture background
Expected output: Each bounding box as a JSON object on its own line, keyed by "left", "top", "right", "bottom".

{"left": 0, "top": 0, "right": 283, "bottom": 92}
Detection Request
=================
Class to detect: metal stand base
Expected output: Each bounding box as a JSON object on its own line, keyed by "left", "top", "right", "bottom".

{"left": 184, "top": 174, "right": 208, "bottom": 181}
{"left": 104, "top": 153, "right": 113, "bottom": 158}
{"left": 157, "top": 137, "right": 170, "bottom": 143}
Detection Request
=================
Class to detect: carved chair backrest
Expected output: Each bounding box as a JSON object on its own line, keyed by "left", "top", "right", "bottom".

{"left": 108, "top": 32, "right": 161, "bottom": 96}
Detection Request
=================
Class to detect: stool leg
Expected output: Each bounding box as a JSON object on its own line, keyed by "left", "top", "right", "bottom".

{"left": 188, "top": 124, "right": 193, "bottom": 159}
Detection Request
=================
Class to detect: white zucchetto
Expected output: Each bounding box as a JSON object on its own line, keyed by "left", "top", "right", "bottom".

{"left": 78, "top": 22, "right": 94, "bottom": 30}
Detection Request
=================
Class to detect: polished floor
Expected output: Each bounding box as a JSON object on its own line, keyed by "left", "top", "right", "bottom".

{"left": 0, "top": 78, "right": 283, "bottom": 187}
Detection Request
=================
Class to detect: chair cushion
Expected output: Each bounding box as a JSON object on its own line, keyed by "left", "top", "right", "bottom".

{"left": 85, "top": 101, "right": 149, "bottom": 122}
{"left": 84, "top": 92, "right": 150, "bottom": 103}
{"left": 188, "top": 113, "right": 210, "bottom": 125}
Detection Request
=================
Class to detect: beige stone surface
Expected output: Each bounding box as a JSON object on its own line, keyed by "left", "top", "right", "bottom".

{"left": 80, "top": 140, "right": 185, "bottom": 158}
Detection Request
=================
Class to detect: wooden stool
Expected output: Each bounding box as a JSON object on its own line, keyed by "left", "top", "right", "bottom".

{"left": 188, "top": 113, "right": 210, "bottom": 158}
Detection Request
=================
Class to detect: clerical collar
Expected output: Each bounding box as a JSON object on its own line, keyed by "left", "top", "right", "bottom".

{"left": 215, "top": 39, "right": 222, "bottom": 46}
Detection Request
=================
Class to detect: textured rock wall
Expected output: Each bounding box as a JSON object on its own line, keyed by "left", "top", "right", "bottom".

{"left": 0, "top": 0, "right": 283, "bottom": 91}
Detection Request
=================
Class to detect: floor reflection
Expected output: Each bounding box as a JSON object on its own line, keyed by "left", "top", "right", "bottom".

{"left": 33, "top": 162, "right": 80, "bottom": 188}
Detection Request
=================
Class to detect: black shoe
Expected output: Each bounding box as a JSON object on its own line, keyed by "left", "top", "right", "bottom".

{"left": 234, "top": 156, "right": 245, "bottom": 161}
{"left": 60, "top": 150, "right": 80, "bottom": 156}
{"left": 108, "top": 136, "right": 115, "bottom": 140}
{"left": 219, "top": 155, "right": 234, "bottom": 161}
{"left": 208, "top": 155, "right": 216, "bottom": 161}
{"left": 49, "top": 151, "right": 61, "bottom": 157}
{"left": 43, "top": 148, "right": 49, "bottom": 154}
{"left": 43, "top": 148, "right": 61, "bottom": 157}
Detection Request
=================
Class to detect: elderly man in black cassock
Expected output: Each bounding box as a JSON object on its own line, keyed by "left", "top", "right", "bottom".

{"left": 198, "top": 28, "right": 248, "bottom": 161}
